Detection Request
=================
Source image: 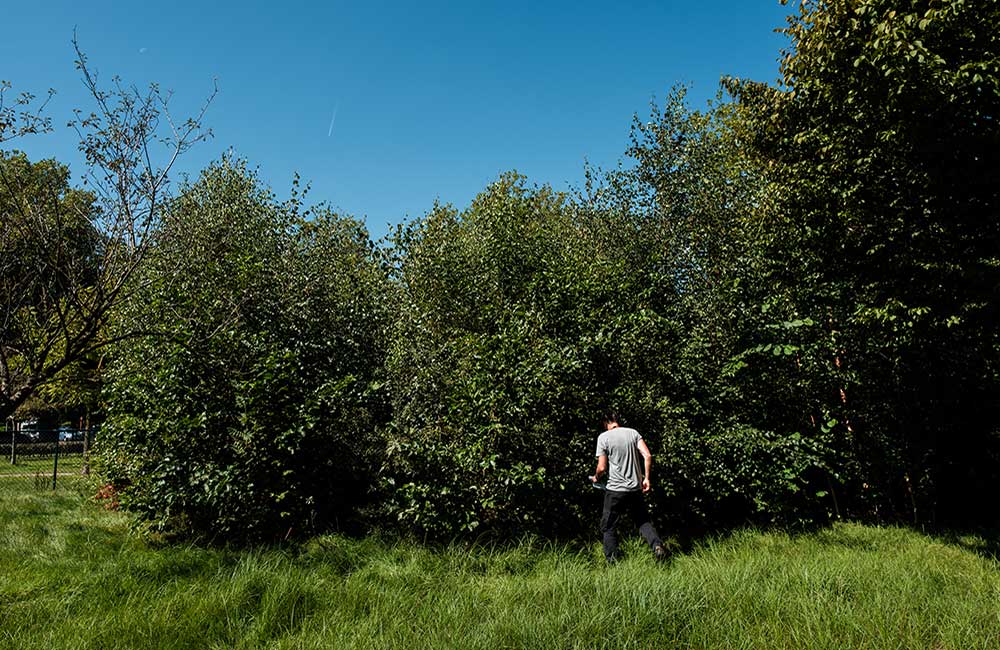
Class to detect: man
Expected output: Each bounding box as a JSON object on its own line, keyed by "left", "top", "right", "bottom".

{"left": 590, "top": 412, "right": 667, "bottom": 563}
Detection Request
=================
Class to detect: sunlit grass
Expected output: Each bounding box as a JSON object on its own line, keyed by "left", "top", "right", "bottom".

{"left": 1, "top": 492, "right": 998, "bottom": 649}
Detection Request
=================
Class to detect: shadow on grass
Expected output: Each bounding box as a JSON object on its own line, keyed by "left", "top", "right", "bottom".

{"left": 669, "top": 518, "right": 909, "bottom": 560}
{"left": 930, "top": 529, "right": 1000, "bottom": 563}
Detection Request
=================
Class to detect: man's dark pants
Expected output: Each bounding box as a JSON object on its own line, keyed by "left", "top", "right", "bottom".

{"left": 601, "top": 489, "right": 662, "bottom": 562}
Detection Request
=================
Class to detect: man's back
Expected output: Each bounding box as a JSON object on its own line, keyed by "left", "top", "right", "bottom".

{"left": 596, "top": 426, "right": 643, "bottom": 492}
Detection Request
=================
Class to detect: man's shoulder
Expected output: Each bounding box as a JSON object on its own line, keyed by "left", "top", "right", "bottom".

{"left": 601, "top": 427, "right": 641, "bottom": 447}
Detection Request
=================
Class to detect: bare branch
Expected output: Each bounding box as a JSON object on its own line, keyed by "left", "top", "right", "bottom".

{"left": 0, "top": 37, "right": 214, "bottom": 418}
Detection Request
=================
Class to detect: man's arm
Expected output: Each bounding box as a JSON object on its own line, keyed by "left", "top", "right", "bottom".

{"left": 638, "top": 439, "right": 652, "bottom": 493}
{"left": 592, "top": 454, "right": 608, "bottom": 483}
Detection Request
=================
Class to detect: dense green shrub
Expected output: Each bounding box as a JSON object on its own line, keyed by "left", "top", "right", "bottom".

{"left": 379, "top": 146, "right": 833, "bottom": 538}
{"left": 582, "top": 88, "right": 846, "bottom": 533}
{"left": 380, "top": 174, "right": 682, "bottom": 538}
{"left": 87, "top": 0, "right": 1000, "bottom": 542}
{"left": 97, "top": 159, "right": 391, "bottom": 541}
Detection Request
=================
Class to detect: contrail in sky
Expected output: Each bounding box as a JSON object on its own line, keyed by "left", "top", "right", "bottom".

{"left": 327, "top": 104, "right": 339, "bottom": 137}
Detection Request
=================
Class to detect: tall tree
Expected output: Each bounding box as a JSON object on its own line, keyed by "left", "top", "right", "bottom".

{"left": 726, "top": 0, "right": 1000, "bottom": 523}
{"left": 588, "top": 89, "right": 841, "bottom": 531}
{"left": 0, "top": 41, "right": 214, "bottom": 423}
{"left": 0, "top": 152, "right": 101, "bottom": 423}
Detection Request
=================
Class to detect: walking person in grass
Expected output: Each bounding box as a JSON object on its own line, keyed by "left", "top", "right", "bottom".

{"left": 590, "top": 412, "right": 668, "bottom": 563}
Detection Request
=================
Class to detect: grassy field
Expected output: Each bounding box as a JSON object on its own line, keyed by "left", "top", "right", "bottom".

{"left": 0, "top": 455, "right": 86, "bottom": 476}
{"left": 0, "top": 456, "right": 88, "bottom": 496}
{"left": 1, "top": 492, "right": 999, "bottom": 649}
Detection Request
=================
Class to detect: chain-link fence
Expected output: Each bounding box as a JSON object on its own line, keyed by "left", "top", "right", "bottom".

{"left": 1, "top": 429, "right": 93, "bottom": 495}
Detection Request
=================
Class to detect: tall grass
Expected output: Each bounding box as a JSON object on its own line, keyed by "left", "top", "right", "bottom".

{"left": 1, "top": 492, "right": 998, "bottom": 649}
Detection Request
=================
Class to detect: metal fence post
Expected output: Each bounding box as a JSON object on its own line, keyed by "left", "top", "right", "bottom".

{"left": 82, "top": 426, "right": 90, "bottom": 476}
{"left": 52, "top": 439, "right": 60, "bottom": 491}
{"left": 8, "top": 420, "right": 15, "bottom": 466}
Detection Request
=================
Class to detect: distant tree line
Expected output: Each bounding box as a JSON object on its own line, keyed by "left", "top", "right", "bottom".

{"left": 2, "top": 0, "right": 998, "bottom": 542}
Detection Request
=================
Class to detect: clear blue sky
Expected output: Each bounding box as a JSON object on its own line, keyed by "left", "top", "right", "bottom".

{"left": 2, "top": 1, "right": 791, "bottom": 238}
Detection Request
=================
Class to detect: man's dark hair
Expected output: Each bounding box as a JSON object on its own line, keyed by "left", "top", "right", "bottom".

{"left": 602, "top": 411, "right": 622, "bottom": 426}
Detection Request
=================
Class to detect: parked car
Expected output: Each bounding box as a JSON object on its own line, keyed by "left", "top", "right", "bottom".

{"left": 58, "top": 426, "right": 83, "bottom": 442}
{"left": 18, "top": 419, "right": 42, "bottom": 441}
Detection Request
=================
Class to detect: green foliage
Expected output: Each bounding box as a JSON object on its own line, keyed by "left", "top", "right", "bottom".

{"left": 97, "top": 158, "right": 391, "bottom": 541}
{"left": 726, "top": 0, "right": 1000, "bottom": 523}
{"left": 0, "top": 152, "right": 102, "bottom": 421}
{"left": 591, "top": 87, "right": 846, "bottom": 532}
{"left": 382, "top": 172, "right": 692, "bottom": 538}
{"left": 379, "top": 83, "right": 863, "bottom": 538}
{"left": 55, "top": 0, "right": 1000, "bottom": 542}
{"left": 2, "top": 49, "right": 213, "bottom": 426}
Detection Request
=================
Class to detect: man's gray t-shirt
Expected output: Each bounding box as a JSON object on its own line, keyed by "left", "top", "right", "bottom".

{"left": 595, "top": 427, "right": 644, "bottom": 492}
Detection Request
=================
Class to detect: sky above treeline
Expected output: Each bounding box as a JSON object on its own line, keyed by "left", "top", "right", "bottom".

{"left": 2, "top": 1, "right": 792, "bottom": 238}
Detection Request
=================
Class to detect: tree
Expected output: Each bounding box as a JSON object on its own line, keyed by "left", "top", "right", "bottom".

{"left": 0, "top": 153, "right": 100, "bottom": 419}
{"left": 99, "top": 159, "right": 392, "bottom": 541}
{"left": 585, "top": 88, "right": 840, "bottom": 532}
{"left": 383, "top": 175, "right": 604, "bottom": 537}
{"left": 725, "top": 0, "right": 1000, "bottom": 523}
{"left": 0, "top": 40, "right": 214, "bottom": 423}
